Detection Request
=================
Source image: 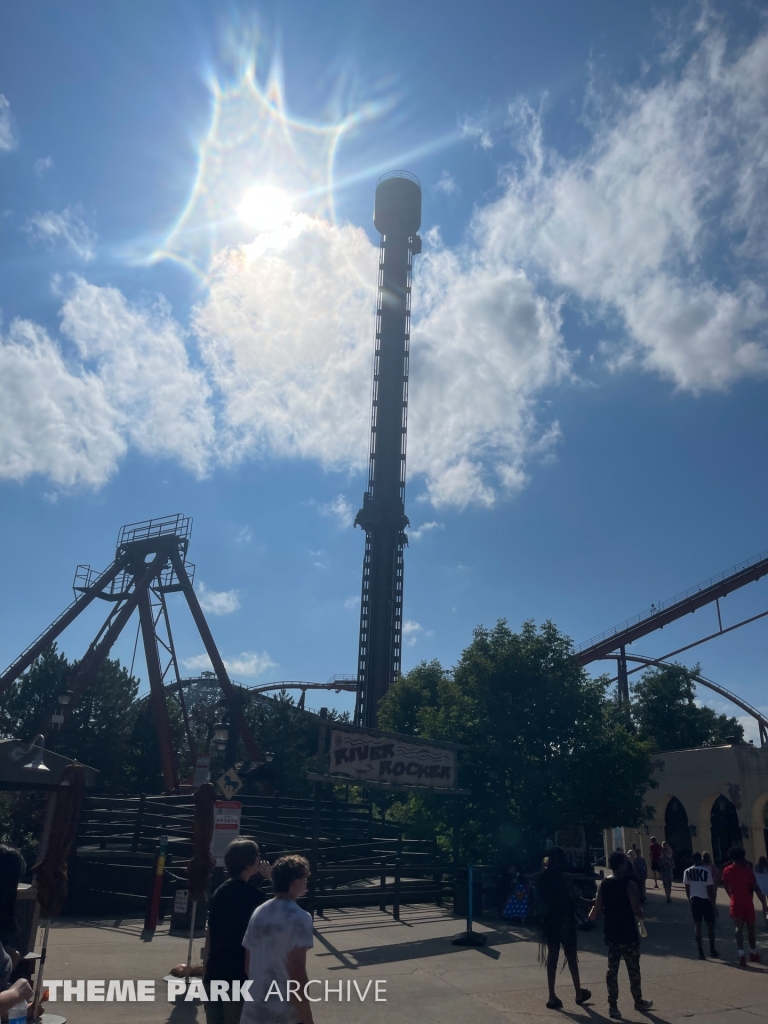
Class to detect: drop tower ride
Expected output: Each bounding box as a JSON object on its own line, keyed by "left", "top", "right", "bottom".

{"left": 354, "top": 171, "right": 422, "bottom": 728}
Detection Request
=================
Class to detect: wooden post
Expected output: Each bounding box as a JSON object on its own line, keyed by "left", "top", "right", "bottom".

{"left": 308, "top": 708, "right": 328, "bottom": 920}
{"left": 393, "top": 855, "right": 401, "bottom": 922}
{"left": 131, "top": 794, "right": 147, "bottom": 853}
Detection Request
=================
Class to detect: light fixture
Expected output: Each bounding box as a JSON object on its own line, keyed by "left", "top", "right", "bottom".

{"left": 213, "top": 722, "right": 228, "bottom": 744}
{"left": 23, "top": 735, "right": 51, "bottom": 773}
{"left": 264, "top": 751, "right": 274, "bottom": 763}
{"left": 57, "top": 690, "right": 74, "bottom": 706}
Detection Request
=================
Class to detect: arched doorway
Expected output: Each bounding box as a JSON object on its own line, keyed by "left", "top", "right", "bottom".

{"left": 710, "top": 794, "right": 742, "bottom": 865}
{"left": 665, "top": 797, "right": 693, "bottom": 877}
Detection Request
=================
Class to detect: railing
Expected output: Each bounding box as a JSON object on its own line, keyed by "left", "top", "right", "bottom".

{"left": 574, "top": 546, "right": 768, "bottom": 656}
{"left": 117, "top": 513, "right": 192, "bottom": 548}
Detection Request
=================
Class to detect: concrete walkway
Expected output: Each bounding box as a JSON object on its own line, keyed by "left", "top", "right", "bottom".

{"left": 40, "top": 883, "right": 767, "bottom": 1024}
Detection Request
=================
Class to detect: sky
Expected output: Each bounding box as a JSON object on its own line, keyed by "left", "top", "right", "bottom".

{"left": 1, "top": 0, "right": 768, "bottom": 737}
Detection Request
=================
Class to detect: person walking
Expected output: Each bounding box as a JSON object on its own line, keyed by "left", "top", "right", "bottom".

{"left": 660, "top": 842, "right": 675, "bottom": 903}
{"left": 203, "top": 838, "right": 271, "bottom": 1024}
{"left": 629, "top": 849, "right": 648, "bottom": 902}
{"left": 683, "top": 852, "right": 718, "bottom": 959}
{"left": 721, "top": 847, "right": 768, "bottom": 966}
{"left": 536, "top": 846, "right": 591, "bottom": 1010}
{"left": 241, "top": 855, "right": 314, "bottom": 1024}
{"left": 649, "top": 837, "right": 662, "bottom": 888}
{"left": 702, "top": 851, "right": 719, "bottom": 885}
{"left": 754, "top": 856, "right": 768, "bottom": 910}
{"left": 590, "top": 850, "right": 653, "bottom": 1019}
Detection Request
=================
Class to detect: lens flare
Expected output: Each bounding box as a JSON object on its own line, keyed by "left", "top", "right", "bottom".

{"left": 237, "top": 184, "right": 293, "bottom": 231}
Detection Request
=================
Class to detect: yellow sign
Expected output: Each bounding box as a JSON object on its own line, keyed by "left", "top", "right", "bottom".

{"left": 216, "top": 768, "right": 242, "bottom": 799}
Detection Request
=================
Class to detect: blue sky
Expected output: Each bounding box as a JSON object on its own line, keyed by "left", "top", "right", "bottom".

{"left": 1, "top": 1, "right": 768, "bottom": 735}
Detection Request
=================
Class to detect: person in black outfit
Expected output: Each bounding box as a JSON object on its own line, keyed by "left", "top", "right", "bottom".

{"left": 204, "top": 838, "right": 271, "bottom": 1024}
{"left": 536, "top": 846, "right": 591, "bottom": 1010}
{"left": 0, "top": 845, "right": 25, "bottom": 954}
{"left": 590, "top": 850, "right": 652, "bottom": 1019}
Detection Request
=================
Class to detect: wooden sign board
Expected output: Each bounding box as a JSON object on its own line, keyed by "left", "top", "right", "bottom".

{"left": 328, "top": 728, "right": 457, "bottom": 789}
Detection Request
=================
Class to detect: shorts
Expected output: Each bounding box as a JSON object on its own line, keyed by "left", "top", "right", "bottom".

{"left": 689, "top": 896, "right": 714, "bottom": 924}
{"left": 651, "top": 860, "right": 660, "bottom": 872}
{"left": 730, "top": 903, "right": 755, "bottom": 924}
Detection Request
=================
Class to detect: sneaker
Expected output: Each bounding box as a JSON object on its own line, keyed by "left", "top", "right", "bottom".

{"left": 749, "top": 951, "right": 761, "bottom": 963}
{"left": 710, "top": 948, "right": 719, "bottom": 958}
{"left": 739, "top": 954, "right": 747, "bottom": 967}
{"left": 634, "top": 999, "right": 653, "bottom": 1011}
{"left": 545, "top": 996, "right": 563, "bottom": 1009}
{"left": 609, "top": 1008, "right": 621, "bottom": 1020}
{"left": 575, "top": 988, "right": 591, "bottom": 1005}
{"left": 697, "top": 948, "right": 706, "bottom": 960}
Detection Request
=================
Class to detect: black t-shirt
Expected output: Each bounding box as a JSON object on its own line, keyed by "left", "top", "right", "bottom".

{"left": 599, "top": 875, "right": 639, "bottom": 946}
{"left": 0, "top": 848, "right": 24, "bottom": 943}
{"left": 204, "top": 877, "right": 266, "bottom": 984}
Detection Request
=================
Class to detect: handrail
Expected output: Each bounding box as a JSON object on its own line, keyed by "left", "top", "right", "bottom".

{"left": 575, "top": 547, "right": 768, "bottom": 663}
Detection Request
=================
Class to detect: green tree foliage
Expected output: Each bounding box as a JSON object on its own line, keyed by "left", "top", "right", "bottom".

{"left": 378, "top": 620, "right": 654, "bottom": 863}
{"left": 0, "top": 645, "right": 143, "bottom": 789}
{"left": 630, "top": 663, "right": 744, "bottom": 750}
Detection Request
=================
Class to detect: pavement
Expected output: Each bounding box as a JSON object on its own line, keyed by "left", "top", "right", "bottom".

{"left": 37, "top": 882, "right": 768, "bottom": 1024}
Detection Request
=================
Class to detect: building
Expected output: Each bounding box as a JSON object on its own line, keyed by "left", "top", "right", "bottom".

{"left": 606, "top": 742, "right": 768, "bottom": 869}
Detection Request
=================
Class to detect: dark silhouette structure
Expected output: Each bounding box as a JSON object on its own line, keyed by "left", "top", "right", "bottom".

{"left": 354, "top": 172, "right": 422, "bottom": 727}
{"left": 0, "top": 514, "right": 263, "bottom": 790}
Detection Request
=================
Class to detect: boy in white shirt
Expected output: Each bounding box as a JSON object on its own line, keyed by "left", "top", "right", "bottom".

{"left": 683, "top": 852, "right": 718, "bottom": 960}
{"left": 241, "top": 855, "right": 314, "bottom": 1024}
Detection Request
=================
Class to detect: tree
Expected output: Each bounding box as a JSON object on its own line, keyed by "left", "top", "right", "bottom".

{"left": 378, "top": 620, "right": 654, "bottom": 863}
{"left": 630, "top": 663, "right": 744, "bottom": 751}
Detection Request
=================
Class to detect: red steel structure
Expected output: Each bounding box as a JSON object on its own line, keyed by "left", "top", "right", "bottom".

{"left": 354, "top": 171, "right": 422, "bottom": 728}
{"left": 0, "top": 514, "right": 262, "bottom": 790}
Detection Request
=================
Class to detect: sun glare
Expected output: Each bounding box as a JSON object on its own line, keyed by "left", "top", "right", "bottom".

{"left": 237, "top": 183, "right": 293, "bottom": 231}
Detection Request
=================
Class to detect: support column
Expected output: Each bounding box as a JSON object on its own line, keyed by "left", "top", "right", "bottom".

{"left": 138, "top": 586, "right": 179, "bottom": 792}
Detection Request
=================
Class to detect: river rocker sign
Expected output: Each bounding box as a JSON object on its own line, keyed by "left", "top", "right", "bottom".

{"left": 328, "top": 729, "right": 456, "bottom": 789}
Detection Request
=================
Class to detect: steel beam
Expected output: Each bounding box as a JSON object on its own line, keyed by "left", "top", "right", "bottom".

{"left": 138, "top": 586, "right": 179, "bottom": 792}
{"left": 0, "top": 552, "right": 130, "bottom": 695}
{"left": 170, "top": 548, "right": 263, "bottom": 764}
{"left": 575, "top": 548, "right": 768, "bottom": 665}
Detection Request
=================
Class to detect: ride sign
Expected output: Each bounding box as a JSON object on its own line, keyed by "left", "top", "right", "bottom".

{"left": 329, "top": 729, "right": 456, "bottom": 789}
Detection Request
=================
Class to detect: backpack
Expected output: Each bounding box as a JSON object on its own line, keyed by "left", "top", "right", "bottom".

{"left": 502, "top": 883, "right": 530, "bottom": 920}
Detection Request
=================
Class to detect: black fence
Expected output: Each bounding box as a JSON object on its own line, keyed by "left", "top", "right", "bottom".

{"left": 67, "top": 793, "right": 456, "bottom": 918}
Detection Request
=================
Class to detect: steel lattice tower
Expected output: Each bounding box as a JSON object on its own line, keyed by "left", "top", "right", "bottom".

{"left": 354, "top": 171, "right": 422, "bottom": 727}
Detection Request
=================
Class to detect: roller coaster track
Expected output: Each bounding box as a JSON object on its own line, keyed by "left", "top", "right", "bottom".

{"left": 575, "top": 547, "right": 768, "bottom": 666}
{"left": 602, "top": 652, "right": 768, "bottom": 747}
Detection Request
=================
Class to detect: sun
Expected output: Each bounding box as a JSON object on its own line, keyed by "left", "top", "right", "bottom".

{"left": 237, "top": 183, "right": 294, "bottom": 232}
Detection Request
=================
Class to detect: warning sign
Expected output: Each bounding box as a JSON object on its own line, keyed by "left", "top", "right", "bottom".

{"left": 211, "top": 801, "right": 242, "bottom": 866}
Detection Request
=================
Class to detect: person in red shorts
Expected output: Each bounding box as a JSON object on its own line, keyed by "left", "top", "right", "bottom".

{"left": 721, "top": 847, "right": 767, "bottom": 966}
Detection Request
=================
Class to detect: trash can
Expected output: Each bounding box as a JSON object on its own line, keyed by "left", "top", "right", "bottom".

{"left": 169, "top": 881, "right": 207, "bottom": 937}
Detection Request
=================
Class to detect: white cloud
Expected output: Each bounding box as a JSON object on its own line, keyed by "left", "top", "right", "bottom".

{"left": 409, "top": 521, "right": 444, "bottom": 541}
{"left": 0, "top": 317, "right": 126, "bottom": 486}
{"left": 183, "top": 651, "right": 276, "bottom": 677}
{"left": 478, "top": 22, "right": 768, "bottom": 392}
{"left": 0, "top": 95, "right": 15, "bottom": 152}
{"left": 460, "top": 114, "right": 493, "bottom": 150}
{"left": 344, "top": 595, "right": 361, "bottom": 610}
{"left": 5, "top": 19, "right": 768, "bottom": 508}
{"left": 24, "top": 205, "right": 97, "bottom": 261}
{"left": 194, "top": 214, "right": 376, "bottom": 470}
{"left": 402, "top": 619, "right": 423, "bottom": 647}
{"left": 434, "top": 171, "right": 458, "bottom": 196}
{"left": 34, "top": 156, "right": 53, "bottom": 176}
{"left": 0, "top": 277, "right": 214, "bottom": 486}
{"left": 59, "top": 277, "right": 215, "bottom": 475}
{"left": 197, "top": 582, "right": 240, "bottom": 615}
{"left": 234, "top": 526, "right": 253, "bottom": 544}
{"left": 318, "top": 494, "right": 355, "bottom": 529}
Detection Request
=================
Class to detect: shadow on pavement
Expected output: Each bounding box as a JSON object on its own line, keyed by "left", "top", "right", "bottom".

{"left": 315, "top": 927, "right": 520, "bottom": 969}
